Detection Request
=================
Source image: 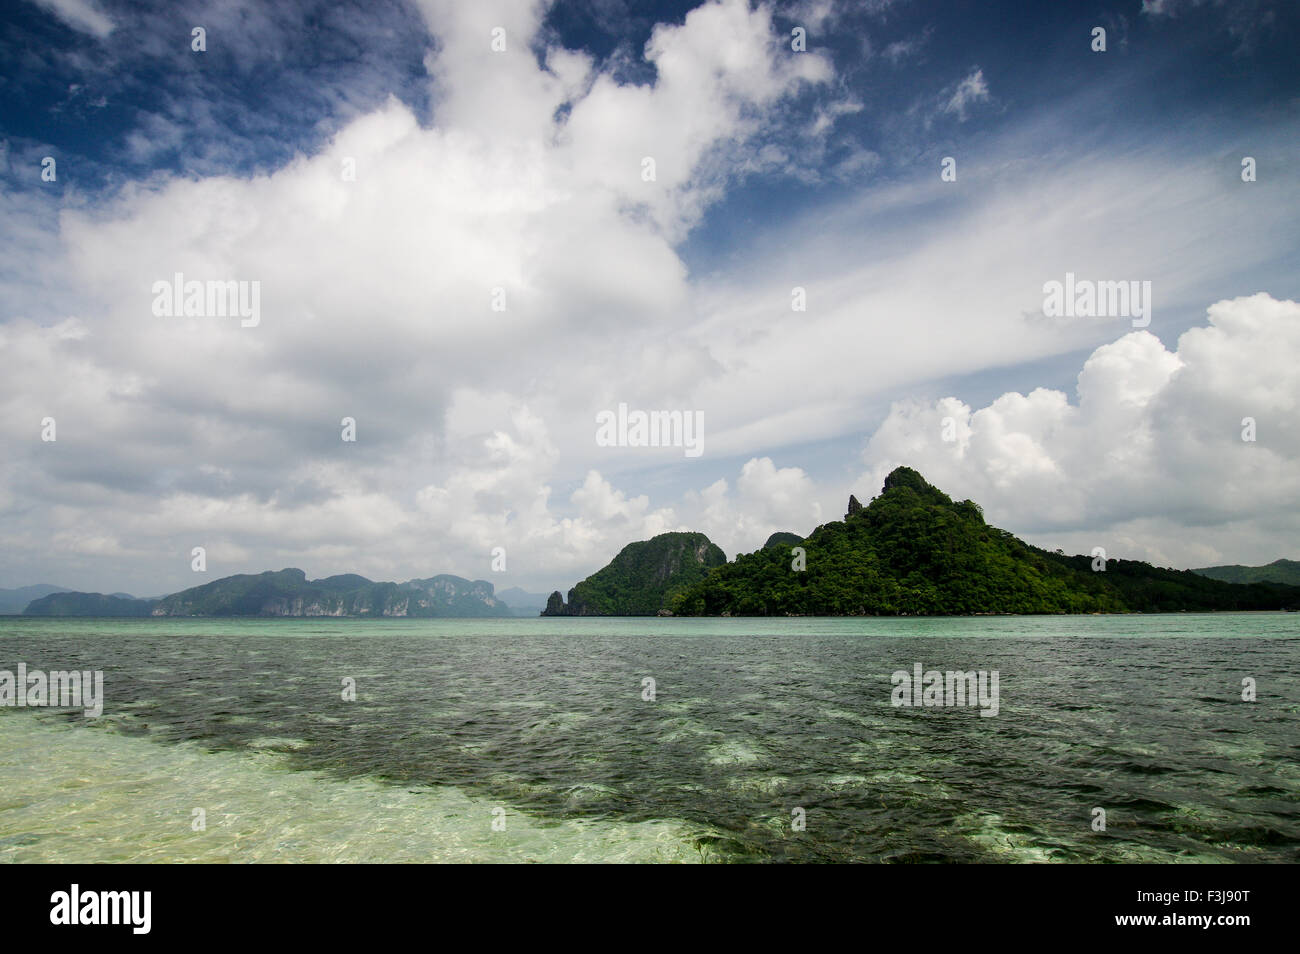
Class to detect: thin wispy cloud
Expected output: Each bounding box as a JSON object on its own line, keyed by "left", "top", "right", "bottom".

{"left": 29, "top": 0, "right": 114, "bottom": 38}
{"left": 942, "top": 67, "right": 989, "bottom": 120}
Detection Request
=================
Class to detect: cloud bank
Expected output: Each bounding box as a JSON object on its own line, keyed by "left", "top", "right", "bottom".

{"left": 1, "top": 0, "right": 1297, "bottom": 595}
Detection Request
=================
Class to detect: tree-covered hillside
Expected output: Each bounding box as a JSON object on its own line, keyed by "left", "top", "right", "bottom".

{"left": 1191, "top": 558, "right": 1300, "bottom": 586}
{"left": 24, "top": 592, "right": 156, "bottom": 617}
{"left": 671, "top": 467, "right": 1300, "bottom": 616}
{"left": 543, "top": 532, "right": 726, "bottom": 616}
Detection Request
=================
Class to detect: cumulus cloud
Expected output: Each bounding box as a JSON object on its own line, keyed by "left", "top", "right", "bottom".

{"left": 0, "top": 0, "right": 839, "bottom": 593}
{"left": 684, "top": 457, "right": 824, "bottom": 557}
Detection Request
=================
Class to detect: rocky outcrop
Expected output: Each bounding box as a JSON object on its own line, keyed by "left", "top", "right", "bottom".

{"left": 543, "top": 591, "right": 566, "bottom": 616}
{"left": 542, "top": 531, "right": 726, "bottom": 616}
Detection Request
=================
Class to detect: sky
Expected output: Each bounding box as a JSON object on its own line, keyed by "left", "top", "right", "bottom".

{"left": 1, "top": 0, "right": 1298, "bottom": 598}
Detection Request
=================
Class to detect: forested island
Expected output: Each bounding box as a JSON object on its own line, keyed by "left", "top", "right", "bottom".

{"left": 543, "top": 467, "right": 1300, "bottom": 617}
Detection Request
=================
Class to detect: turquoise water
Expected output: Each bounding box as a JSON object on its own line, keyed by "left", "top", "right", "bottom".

{"left": 2, "top": 614, "right": 1298, "bottom": 863}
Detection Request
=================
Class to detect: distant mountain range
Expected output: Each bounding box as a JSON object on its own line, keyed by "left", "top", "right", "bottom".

{"left": 23, "top": 592, "right": 155, "bottom": 617}
{"left": 0, "top": 583, "right": 70, "bottom": 615}
{"left": 20, "top": 569, "right": 531, "bottom": 618}
{"left": 495, "top": 587, "right": 552, "bottom": 617}
{"left": 1190, "top": 559, "right": 1300, "bottom": 586}
{"left": 543, "top": 467, "right": 1300, "bottom": 617}
{"left": 1, "top": 584, "right": 145, "bottom": 615}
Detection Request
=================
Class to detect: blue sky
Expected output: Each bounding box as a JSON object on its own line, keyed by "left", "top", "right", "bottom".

{"left": 5, "top": 1, "right": 1297, "bottom": 181}
{"left": 1, "top": 0, "right": 1298, "bottom": 596}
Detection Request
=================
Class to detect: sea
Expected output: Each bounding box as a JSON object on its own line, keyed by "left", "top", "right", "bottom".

{"left": 1, "top": 613, "right": 1297, "bottom": 863}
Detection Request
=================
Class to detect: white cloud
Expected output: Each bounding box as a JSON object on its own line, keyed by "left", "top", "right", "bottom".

{"left": 0, "top": 0, "right": 839, "bottom": 593}
{"left": 883, "top": 28, "right": 931, "bottom": 64}
{"left": 683, "top": 457, "right": 824, "bottom": 556}
{"left": 943, "top": 67, "right": 989, "bottom": 120}
{"left": 30, "top": 0, "right": 115, "bottom": 38}
{"left": 857, "top": 293, "right": 1300, "bottom": 567}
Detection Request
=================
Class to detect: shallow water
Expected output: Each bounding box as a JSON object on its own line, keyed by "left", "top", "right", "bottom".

{"left": 2, "top": 614, "right": 1298, "bottom": 863}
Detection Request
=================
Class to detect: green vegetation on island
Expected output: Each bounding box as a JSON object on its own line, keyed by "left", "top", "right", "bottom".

{"left": 762, "top": 532, "right": 805, "bottom": 550}
{"left": 1191, "top": 558, "right": 1300, "bottom": 586}
{"left": 24, "top": 591, "right": 155, "bottom": 617}
{"left": 673, "top": 467, "right": 1131, "bottom": 616}
{"left": 677, "top": 467, "right": 1300, "bottom": 615}
{"left": 545, "top": 467, "right": 1300, "bottom": 617}
{"left": 542, "top": 532, "right": 726, "bottom": 616}
{"left": 0, "top": 583, "right": 72, "bottom": 615}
